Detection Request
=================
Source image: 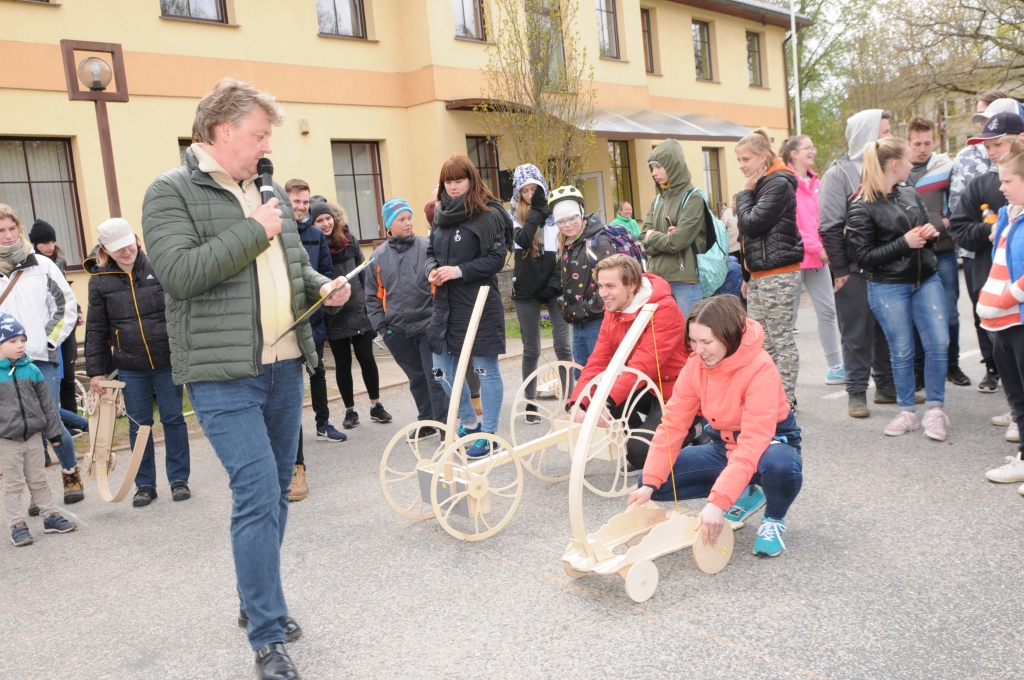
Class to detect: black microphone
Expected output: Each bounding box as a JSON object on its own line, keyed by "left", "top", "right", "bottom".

{"left": 257, "top": 158, "right": 274, "bottom": 205}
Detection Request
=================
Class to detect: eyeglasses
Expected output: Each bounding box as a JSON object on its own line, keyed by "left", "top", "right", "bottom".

{"left": 556, "top": 216, "right": 582, "bottom": 227}
{"left": 796, "top": 145, "right": 817, "bottom": 153}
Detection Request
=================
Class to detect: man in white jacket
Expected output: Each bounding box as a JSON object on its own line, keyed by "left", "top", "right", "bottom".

{"left": 0, "top": 204, "right": 82, "bottom": 504}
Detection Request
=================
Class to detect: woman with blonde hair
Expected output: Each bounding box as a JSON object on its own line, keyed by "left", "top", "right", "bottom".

{"left": 847, "top": 138, "right": 948, "bottom": 440}
{"left": 734, "top": 128, "right": 804, "bottom": 407}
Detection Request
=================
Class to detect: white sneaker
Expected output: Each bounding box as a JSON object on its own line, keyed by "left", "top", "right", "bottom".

{"left": 884, "top": 411, "right": 919, "bottom": 436}
{"left": 1019, "top": 483, "right": 1024, "bottom": 496}
{"left": 985, "top": 456, "right": 1024, "bottom": 483}
{"left": 992, "top": 412, "right": 1013, "bottom": 427}
{"left": 1007, "top": 422, "right": 1020, "bottom": 442}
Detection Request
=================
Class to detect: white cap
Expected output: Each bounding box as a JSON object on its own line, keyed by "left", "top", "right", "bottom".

{"left": 552, "top": 199, "right": 583, "bottom": 224}
{"left": 972, "top": 98, "right": 1023, "bottom": 124}
{"left": 96, "top": 218, "right": 136, "bottom": 252}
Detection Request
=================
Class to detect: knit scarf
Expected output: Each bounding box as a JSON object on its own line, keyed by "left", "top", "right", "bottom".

{"left": 0, "top": 237, "right": 27, "bottom": 275}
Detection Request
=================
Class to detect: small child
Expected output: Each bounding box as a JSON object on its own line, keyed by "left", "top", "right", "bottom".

{"left": 0, "top": 312, "right": 77, "bottom": 546}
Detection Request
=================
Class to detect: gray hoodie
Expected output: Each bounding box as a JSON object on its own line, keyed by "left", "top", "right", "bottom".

{"left": 818, "top": 109, "right": 885, "bottom": 277}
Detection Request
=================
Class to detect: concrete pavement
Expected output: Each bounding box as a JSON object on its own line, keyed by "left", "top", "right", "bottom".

{"left": 3, "top": 286, "right": 1023, "bottom": 679}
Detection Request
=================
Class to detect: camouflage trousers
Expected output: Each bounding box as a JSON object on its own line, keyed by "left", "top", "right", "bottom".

{"left": 747, "top": 270, "right": 800, "bottom": 405}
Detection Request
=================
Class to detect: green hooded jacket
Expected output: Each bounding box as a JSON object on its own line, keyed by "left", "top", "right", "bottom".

{"left": 141, "top": 149, "right": 333, "bottom": 385}
{"left": 641, "top": 139, "right": 707, "bottom": 283}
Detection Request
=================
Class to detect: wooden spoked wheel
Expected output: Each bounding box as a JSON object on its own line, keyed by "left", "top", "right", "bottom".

{"left": 430, "top": 432, "right": 523, "bottom": 541}
{"left": 567, "top": 367, "right": 664, "bottom": 498}
{"left": 510, "top": 360, "right": 581, "bottom": 482}
{"left": 379, "top": 420, "right": 447, "bottom": 520}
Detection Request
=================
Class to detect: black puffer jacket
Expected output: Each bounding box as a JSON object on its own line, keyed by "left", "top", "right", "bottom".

{"left": 426, "top": 193, "right": 509, "bottom": 356}
{"left": 84, "top": 250, "right": 171, "bottom": 375}
{"left": 736, "top": 167, "right": 804, "bottom": 273}
{"left": 949, "top": 170, "right": 1005, "bottom": 296}
{"left": 326, "top": 235, "right": 374, "bottom": 340}
{"left": 847, "top": 185, "right": 936, "bottom": 285}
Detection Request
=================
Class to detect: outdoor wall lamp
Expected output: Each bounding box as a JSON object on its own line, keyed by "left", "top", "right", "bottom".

{"left": 76, "top": 56, "right": 113, "bottom": 92}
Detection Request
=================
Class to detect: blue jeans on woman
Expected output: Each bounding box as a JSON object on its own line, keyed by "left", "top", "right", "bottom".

{"left": 639, "top": 412, "right": 803, "bottom": 520}
{"left": 120, "top": 364, "right": 190, "bottom": 490}
{"left": 186, "top": 359, "right": 303, "bottom": 651}
{"left": 868, "top": 274, "right": 949, "bottom": 410}
{"left": 571, "top": 318, "right": 603, "bottom": 368}
{"left": 670, "top": 281, "right": 704, "bottom": 318}
{"left": 60, "top": 409, "right": 88, "bottom": 432}
{"left": 33, "top": 361, "right": 76, "bottom": 470}
{"left": 432, "top": 343, "right": 503, "bottom": 433}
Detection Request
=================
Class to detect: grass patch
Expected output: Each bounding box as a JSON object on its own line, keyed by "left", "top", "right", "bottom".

{"left": 505, "top": 316, "right": 554, "bottom": 340}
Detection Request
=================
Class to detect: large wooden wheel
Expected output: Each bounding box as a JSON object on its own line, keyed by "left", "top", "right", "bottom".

{"left": 82, "top": 380, "right": 149, "bottom": 503}
{"left": 566, "top": 367, "right": 664, "bottom": 498}
{"left": 379, "top": 420, "right": 447, "bottom": 520}
{"left": 510, "top": 360, "right": 580, "bottom": 482}
{"left": 430, "top": 432, "right": 523, "bottom": 541}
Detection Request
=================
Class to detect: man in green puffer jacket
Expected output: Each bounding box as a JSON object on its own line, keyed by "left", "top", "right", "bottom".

{"left": 641, "top": 139, "right": 708, "bottom": 316}
{"left": 141, "top": 78, "right": 350, "bottom": 680}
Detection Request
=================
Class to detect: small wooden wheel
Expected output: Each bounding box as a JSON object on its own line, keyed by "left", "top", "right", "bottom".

{"left": 379, "top": 420, "right": 447, "bottom": 520}
{"left": 692, "top": 522, "right": 735, "bottom": 575}
{"left": 567, "top": 368, "right": 663, "bottom": 498}
{"left": 430, "top": 432, "right": 523, "bottom": 541}
{"left": 510, "top": 361, "right": 580, "bottom": 482}
{"left": 563, "top": 560, "right": 587, "bottom": 579}
{"left": 623, "top": 560, "right": 659, "bottom": 603}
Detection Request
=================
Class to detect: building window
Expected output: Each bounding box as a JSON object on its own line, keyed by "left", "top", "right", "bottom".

{"left": 317, "top": 0, "right": 366, "bottom": 39}
{"left": 608, "top": 140, "right": 633, "bottom": 211}
{"left": 466, "top": 136, "right": 500, "bottom": 196}
{"left": 453, "top": 0, "right": 486, "bottom": 40}
{"left": 527, "top": 0, "right": 565, "bottom": 90}
{"left": 702, "top": 148, "right": 723, "bottom": 215}
{"left": 0, "top": 138, "right": 84, "bottom": 267}
{"left": 160, "top": 0, "right": 228, "bottom": 23}
{"left": 331, "top": 141, "right": 384, "bottom": 241}
{"left": 746, "top": 32, "right": 762, "bottom": 87}
{"left": 596, "top": 0, "right": 619, "bottom": 59}
{"left": 640, "top": 8, "right": 654, "bottom": 73}
{"left": 178, "top": 138, "right": 191, "bottom": 165}
{"left": 692, "top": 20, "right": 712, "bottom": 81}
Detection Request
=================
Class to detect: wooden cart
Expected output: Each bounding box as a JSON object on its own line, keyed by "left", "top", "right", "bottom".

{"left": 80, "top": 380, "right": 151, "bottom": 503}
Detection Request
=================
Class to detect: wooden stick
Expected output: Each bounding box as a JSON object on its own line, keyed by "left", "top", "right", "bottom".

{"left": 444, "top": 286, "right": 490, "bottom": 439}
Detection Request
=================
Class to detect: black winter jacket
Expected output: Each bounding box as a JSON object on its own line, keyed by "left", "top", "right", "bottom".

{"left": 84, "top": 250, "right": 172, "bottom": 375}
{"left": 511, "top": 203, "right": 560, "bottom": 302}
{"left": 326, "top": 236, "right": 374, "bottom": 340}
{"left": 949, "top": 170, "right": 1005, "bottom": 296}
{"left": 297, "top": 219, "right": 334, "bottom": 345}
{"left": 559, "top": 214, "right": 621, "bottom": 325}
{"left": 426, "top": 194, "right": 509, "bottom": 356}
{"left": 847, "top": 186, "right": 936, "bottom": 285}
{"left": 736, "top": 169, "right": 804, "bottom": 273}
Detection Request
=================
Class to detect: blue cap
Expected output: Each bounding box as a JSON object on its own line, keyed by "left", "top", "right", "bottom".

{"left": 0, "top": 313, "right": 27, "bottom": 346}
{"left": 382, "top": 198, "right": 413, "bottom": 232}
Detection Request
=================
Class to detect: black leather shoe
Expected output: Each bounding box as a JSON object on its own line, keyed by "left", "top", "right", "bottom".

{"left": 254, "top": 643, "right": 300, "bottom": 680}
{"left": 239, "top": 609, "right": 302, "bottom": 643}
{"left": 132, "top": 486, "right": 157, "bottom": 507}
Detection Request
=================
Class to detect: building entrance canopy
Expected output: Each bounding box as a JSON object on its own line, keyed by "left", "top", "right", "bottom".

{"left": 588, "top": 108, "right": 750, "bottom": 142}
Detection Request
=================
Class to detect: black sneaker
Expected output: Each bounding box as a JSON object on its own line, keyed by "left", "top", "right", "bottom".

{"left": 947, "top": 366, "right": 971, "bottom": 386}
{"left": 67, "top": 427, "right": 86, "bottom": 439}
{"left": 342, "top": 409, "right": 359, "bottom": 429}
{"left": 27, "top": 495, "right": 39, "bottom": 517}
{"left": 414, "top": 426, "right": 438, "bottom": 440}
{"left": 979, "top": 365, "right": 1000, "bottom": 393}
{"left": 132, "top": 486, "right": 157, "bottom": 507}
{"left": 525, "top": 403, "right": 542, "bottom": 424}
{"left": 170, "top": 481, "right": 191, "bottom": 502}
{"left": 370, "top": 402, "right": 393, "bottom": 423}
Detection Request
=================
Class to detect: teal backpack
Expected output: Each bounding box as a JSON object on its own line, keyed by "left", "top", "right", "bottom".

{"left": 652, "top": 188, "right": 729, "bottom": 296}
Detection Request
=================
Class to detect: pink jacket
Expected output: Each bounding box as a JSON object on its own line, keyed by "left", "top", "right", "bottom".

{"left": 790, "top": 165, "right": 826, "bottom": 269}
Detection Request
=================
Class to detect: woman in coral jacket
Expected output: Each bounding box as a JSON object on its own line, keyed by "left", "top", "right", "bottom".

{"left": 628, "top": 294, "right": 803, "bottom": 557}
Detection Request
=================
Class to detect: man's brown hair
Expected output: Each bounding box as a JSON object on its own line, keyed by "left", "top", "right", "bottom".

{"left": 285, "top": 179, "right": 310, "bottom": 195}
{"left": 907, "top": 116, "right": 935, "bottom": 135}
{"left": 192, "top": 78, "right": 284, "bottom": 144}
{"left": 594, "top": 254, "right": 643, "bottom": 293}
{"left": 978, "top": 89, "right": 1009, "bottom": 106}
{"left": 684, "top": 295, "right": 748, "bottom": 358}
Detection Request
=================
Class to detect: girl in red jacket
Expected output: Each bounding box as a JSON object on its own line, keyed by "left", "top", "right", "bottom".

{"left": 628, "top": 295, "right": 803, "bottom": 557}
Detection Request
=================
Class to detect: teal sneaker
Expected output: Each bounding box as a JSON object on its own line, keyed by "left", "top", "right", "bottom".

{"left": 466, "top": 437, "right": 499, "bottom": 459}
{"left": 457, "top": 422, "right": 482, "bottom": 439}
{"left": 825, "top": 364, "right": 846, "bottom": 385}
{"left": 753, "top": 517, "right": 786, "bottom": 557}
{"left": 724, "top": 486, "right": 766, "bottom": 523}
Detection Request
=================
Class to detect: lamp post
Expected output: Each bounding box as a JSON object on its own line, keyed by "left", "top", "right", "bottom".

{"left": 789, "top": 0, "right": 802, "bottom": 136}
{"left": 60, "top": 41, "right": 129, "bottom": 219}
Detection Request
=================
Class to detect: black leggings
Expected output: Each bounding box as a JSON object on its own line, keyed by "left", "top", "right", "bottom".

{"left": 329, "top": 334, "right": 380, "bottom": 408}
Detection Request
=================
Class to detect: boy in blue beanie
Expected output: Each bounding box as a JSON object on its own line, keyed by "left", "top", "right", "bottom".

{"left": 0, "top": 312, "right": 77, "bottom": 546}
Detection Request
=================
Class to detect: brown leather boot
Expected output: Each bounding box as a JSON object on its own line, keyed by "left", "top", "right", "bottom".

{"left": 62, "top": 467, "right": 84, "bottom": 504}
{"left": 288, "top": 464, "right": 308, "bottom": 502}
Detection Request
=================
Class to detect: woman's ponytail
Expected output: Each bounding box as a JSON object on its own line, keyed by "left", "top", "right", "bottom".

{"left": 859, "top": 138, "right": 907, "bottom": 203}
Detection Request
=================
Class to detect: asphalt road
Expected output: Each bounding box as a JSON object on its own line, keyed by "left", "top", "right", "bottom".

{"left": 3, "top": 283, "right": 1023, "bottom": 679}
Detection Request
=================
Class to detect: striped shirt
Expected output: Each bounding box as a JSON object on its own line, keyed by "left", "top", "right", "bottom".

{"left": 978, "top": 207, "right": 1024, "bottom": 331}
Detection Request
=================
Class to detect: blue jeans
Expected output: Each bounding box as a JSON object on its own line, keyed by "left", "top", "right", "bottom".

{"left": 571, "top": 318, "right": 603, "bottom": 368}
{"left": 120, "top": 365, "right": 190, "bottom": 489}
{"left": 432, "top": 344, "right": 503, "bottom": 433}
{"left": 186, "top": 359, "right": 303, "bottom": 651}
{"left": 715, "top": 256, "right": 745, "bottom": 302}
{"left": 670, "top": 281, "right": 704, "bottom": 317}
{"left": 868, "top": 275, "right": 949, "bottom": 409}
{"left": 639, "top": 412, "right": 803, "bottom": 519}
{"left": 34, "top": 361, "right": 76, "bottom": 470}
{"left": 60, "top": 408, "right": 88, "bottom": 432}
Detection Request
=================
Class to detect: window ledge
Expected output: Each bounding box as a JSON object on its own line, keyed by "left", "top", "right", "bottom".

{"left": 748, "top": 84, "right": 769, "bottom": 90}
{"left": 695, "top": 78, "right": 721, "bottom": 84}
{"left": 160, "top": 14, "right": 238, "bottom": 27}
{"left": 454, "top": 35, "right": 492, "bottom": 45}
{"left": 599, "top": 56, "right": 629, "bottom": 63}
{"left": 646, "top": 71, "right": 662, "bottom": 77}
{"left": 318, "top": 32, "right": 378, "bottom": 42}
{"left": 7, "top": 0, "right": 61, "bottom": 5}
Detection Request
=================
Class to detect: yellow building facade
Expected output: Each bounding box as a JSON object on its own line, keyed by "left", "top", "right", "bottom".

{"left": 0, "top": 0, "right": 803, "bottom": 293}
